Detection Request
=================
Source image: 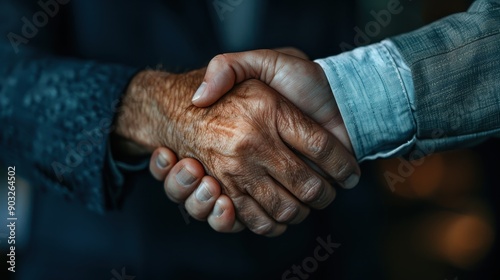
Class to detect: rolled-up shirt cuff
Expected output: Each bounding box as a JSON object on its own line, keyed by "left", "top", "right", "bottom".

{"left": 315, "top": 39, "right": 416, "bottom": 161}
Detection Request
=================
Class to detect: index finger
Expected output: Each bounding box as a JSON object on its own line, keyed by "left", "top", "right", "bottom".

{"left": 277, "top": 101, "right": 361, "bottom": 189}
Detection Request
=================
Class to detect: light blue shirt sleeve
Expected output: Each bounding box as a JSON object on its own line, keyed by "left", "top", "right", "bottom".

{"left": 315, "top": 40, "right": 417, "bottom": 162}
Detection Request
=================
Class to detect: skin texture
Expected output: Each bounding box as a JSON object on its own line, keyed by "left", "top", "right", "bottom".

{"left": 192, "top": 49, "right": 353, "bottom": 153}
{"left": 147, "top": 48, "right": 362, "bottom": 235}
{"left": 150, "top": 147, "right": 244, "bottom": 233}
{"left": 116, "top": 68, "right": 359, "bottom": 236}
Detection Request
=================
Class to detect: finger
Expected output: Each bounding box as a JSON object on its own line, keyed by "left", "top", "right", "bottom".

{"left": 231, "top": 220, "right": 245, "bottom": 232}
{"left": 164, "top": 158, "right": 206, "bottom": 204}
{"left": 278, "top": 103, "right": 361, "bottom": 190}
{"left": 207, "top": 195, "right": 245, "bottom": 233}
{"left": 266, "top": 144, "right": 337, "bottom": 209}
{"left": 273, "top": 47, "right": 309, "bottom": 59}
{"left": 231, "top": 194, "right": 287, "bottom": 237}
{"left": 149, "top": 147, "right": 177, "bottom": 181}
{"left": 192, "top": 49, "right": 291, "bottom": 107}
{"left": 244, "top": 176, "right": 310, "bottom": 224}
{"left": 184, "top": 176, "right": 221, "bottom": 221}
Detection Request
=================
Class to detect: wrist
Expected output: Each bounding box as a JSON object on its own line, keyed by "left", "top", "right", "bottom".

{"left": 160, "top": 69, "right": 206, "bottom": 157}
{"left": 113, "top": 70, "right": 176, "bottom": 155}
{"left": 113, "top": 69, "right": 205, "bottom": 158}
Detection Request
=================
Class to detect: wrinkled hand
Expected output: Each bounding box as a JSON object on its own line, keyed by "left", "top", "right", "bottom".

{"left": 191, "top": 49, "right": 354, "bottom": 154}
{"left": 149, "top": 146, "right": 245, "bottom": 233}
{"left": 147, "top": 49, "right": 363, "bottom": 235}
{"left": 116, "top": 70, "right": 359, "bottom": 236}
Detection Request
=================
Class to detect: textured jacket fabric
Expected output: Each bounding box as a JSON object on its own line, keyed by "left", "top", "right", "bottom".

{"left": 0, "top": 30, "right": 137, "bottom": 213}
{"left": 391, "top": 0, "right": 500, "bottom": 154}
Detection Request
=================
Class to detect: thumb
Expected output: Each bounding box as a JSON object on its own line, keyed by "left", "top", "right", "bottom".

{"left": 191, "top": 49, "right": 289, "bottom": 107}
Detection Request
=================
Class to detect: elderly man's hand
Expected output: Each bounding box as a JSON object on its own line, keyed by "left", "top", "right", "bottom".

{"left": 115, "top": 69, "right": 358, "bottom": 236}
{"left": 191, "top": 49, "right": 354, "bottom": 154}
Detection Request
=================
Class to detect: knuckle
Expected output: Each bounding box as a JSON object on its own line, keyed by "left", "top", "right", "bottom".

{"left": 233, "top": 133, "right": 256, "bottom": 153}
{"left": 275, "top": 203, "right": 300, "bottom": 223}
{"left": 228, "top": 130, "right": 265, "bottom": 158}
{"left": 306, "top": 130, "right": 331, "bottom": 160}
{"left": 250, "top": 220, "right": 276, "bottom": 236}
{"left": 232, "top": 197, "right": 277, "bottom": 236}
{"left": 332, "top": 160, "right": 352, "bottom": 181}
{"left": 208, "top": 126, "right": 260, "bottom": 165}
{"left": 212, "top": 53, "right": 230, "bottom": 66}
{"left": 299, "top": 177, "right": 325, "bottom": 204}
{"left": 324, "top": 146, "right": 353, "bottom": 181}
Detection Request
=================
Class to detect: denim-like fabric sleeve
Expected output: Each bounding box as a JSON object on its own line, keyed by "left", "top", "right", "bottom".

{"left": 315, "top": 40, "right": 416, "bottom": 161}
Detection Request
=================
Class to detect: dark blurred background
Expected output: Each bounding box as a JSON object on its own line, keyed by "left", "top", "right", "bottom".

{"left": 1, "top": 0, "right": 498, "bottom": 279}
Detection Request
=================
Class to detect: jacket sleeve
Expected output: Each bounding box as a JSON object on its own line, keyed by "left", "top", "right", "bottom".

{"left": 390, "top": 0, "right": 500, "bottom": 155}
{"left": 0, "top": 2, "right": 138, "bottom": 213}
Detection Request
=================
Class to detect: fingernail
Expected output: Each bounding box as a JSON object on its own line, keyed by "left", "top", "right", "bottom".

{"left": 176, "top": 167, "right": 196, "bottom": 187}
{"left": 156, "top": 152, "right": 169, "bottom": 169}
{"left": 343, "top": 174, "right": 360, "bottom": 189}
{"left": 195, "top": 182, "right": 212, "bottom": 202}
{"left": 213, "top": 201, "right": 225, "bottom": 217}
{"left": 192, "top": 82, "right": 207, "bottom": 101}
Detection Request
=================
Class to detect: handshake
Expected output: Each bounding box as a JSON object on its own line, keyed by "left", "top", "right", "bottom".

{"left": 115, "top": 48, "right": 361, "bottom": 237}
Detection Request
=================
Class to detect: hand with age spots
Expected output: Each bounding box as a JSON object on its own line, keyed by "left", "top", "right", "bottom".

{"left": 140, "top": 49, "right": 360, "bottom": 236}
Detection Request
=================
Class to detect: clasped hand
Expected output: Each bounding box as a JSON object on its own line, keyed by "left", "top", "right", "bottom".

{"left": 117, "top": 49, "right": 360, "bottom": 236}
